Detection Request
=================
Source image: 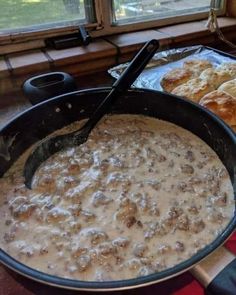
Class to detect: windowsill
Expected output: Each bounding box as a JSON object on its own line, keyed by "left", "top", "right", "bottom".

{"left": 1, "top": 17, "right": 236, "bottom": 95}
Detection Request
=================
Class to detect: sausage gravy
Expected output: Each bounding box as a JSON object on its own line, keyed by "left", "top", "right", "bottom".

{"left": 0, "top": 115, "right": 234, "bottom": 281}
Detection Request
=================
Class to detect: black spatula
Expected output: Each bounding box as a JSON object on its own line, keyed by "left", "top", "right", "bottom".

{"left": 24, "top": 39, "right": 159, "bottom": 188}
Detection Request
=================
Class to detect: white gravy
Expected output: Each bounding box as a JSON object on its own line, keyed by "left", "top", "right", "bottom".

{"left": 0, "top": 114, "right": 234, "bottom": 281}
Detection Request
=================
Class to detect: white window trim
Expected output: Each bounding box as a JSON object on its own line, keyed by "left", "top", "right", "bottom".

{"left": 0, "top": 0, "right": 226, "bottom": 51}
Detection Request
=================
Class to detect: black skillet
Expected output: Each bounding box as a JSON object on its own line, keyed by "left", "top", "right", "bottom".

{"left": 0, "top": 61, "right": 236, "bottom": 295}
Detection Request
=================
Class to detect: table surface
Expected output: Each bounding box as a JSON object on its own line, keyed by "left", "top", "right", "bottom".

{"left": 0, "top": 70, "right": 235, "bottom": 295}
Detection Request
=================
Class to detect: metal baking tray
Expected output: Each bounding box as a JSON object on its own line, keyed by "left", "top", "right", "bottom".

{"left": 108, "top": 45, "right": 236, "bottom": 92}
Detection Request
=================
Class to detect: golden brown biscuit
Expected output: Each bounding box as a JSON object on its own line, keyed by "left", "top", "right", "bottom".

{"left": 160, "top": 68, "right": 193, "bottom": 92}
{"left": 218, "top": 79, "right": 236, "bottom": 98}
{"left": 217, "top": 62, "right": 236, "bottom": 78}
{"left": 171, "top": 78, "right": 214, "bottom": 102}
{"left": 199, "top": 90, "right": 236, "bottom": 126}
{"left": 199, "top": 68, "right": 233, "bottom": 89}
{"left": 161, "top": 59, "right": 213, "bottom": 93}
{"left": 183, "top": 59, "right": 213, "bottom": 75}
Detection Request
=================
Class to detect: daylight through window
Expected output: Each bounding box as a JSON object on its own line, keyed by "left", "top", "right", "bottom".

{"left": 0, "top": 0, "right": 95, "bottom": 32}
{"left": 112, "top": 0, "right": 215, "bottom": 24}
{"left": 0, "top": 0, "right": 225, "bottom": 42}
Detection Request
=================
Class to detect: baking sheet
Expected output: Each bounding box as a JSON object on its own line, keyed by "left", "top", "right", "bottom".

{"left": 108, "top": 45, "right": 236, "bottom": 92}
{"left": 108, "top": 45, "right": 236, "bottom": 132}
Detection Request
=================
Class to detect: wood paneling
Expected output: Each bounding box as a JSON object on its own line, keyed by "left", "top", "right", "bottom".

{"left": 227, "top": 0, "right": 236, "bottom": 17}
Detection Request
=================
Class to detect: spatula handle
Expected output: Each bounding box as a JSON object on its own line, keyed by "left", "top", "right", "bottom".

{"left": 113, "top": 39, "right": 159, "bottom": 91}
{"left": 79, "top": 39, "right": 159, "bottom": 135}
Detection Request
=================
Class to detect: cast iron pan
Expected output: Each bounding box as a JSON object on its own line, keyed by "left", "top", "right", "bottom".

{"left": 0, "top": 88, "right": 235, "bottom": 293}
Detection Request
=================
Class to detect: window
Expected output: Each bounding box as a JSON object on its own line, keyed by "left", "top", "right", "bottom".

{"left": 0, "top": 0, "right": 225, "bottom": 49}
{"left": 0, "top": 0, "right": 96, "bottom": 33}
{"left": 113, "top": 0, "right": 218, "bottom": 25}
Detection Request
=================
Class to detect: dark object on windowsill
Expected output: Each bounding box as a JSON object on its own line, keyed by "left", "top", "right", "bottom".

{"left": 45, "top": 26, "right": 91, "bottom": 50}
{"left": 22, "top": 72, "right": 77, "bottom": 105}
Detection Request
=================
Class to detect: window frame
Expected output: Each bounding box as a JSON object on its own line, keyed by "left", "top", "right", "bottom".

{"left": 92, "top": 0, "right": 226, "bottom": 37}
{"left": 0, "top": 0, "right": 227, "bottom": 53}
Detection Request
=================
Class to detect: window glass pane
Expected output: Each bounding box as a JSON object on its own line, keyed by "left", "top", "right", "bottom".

{"left": 113, "top": 0, "right": 219, "bottom": 24}
{"left": 1, "top": 0, "right": 89, "bottom": 32}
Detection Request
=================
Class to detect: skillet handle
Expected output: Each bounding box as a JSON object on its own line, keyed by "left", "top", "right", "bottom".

{"left": 191, "top": 247, "right": 236, "bottom": 295}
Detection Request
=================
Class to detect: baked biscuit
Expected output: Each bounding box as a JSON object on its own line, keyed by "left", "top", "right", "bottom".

{"left": 217, "top": 62, "right": 236, "bottom": 78}
{"left": 199, "top": 68, "right": 233, "bottom": 89}
{"left": 218, "top": 79, "right": 236, "bottom": 98}
{"left": 171, "top": 78, "right": 214, "bottom": 102}
{"left": 183, "top": 59, "right": 213, "bottom": 75}
{"left": 160, "top": 68, "right": 193, "bottom": 92}
{"left": 161, "top": 59, "right": 213, "bottom": 93}
{"left": 199, "top": 90, "right": 236, "bottom": 126}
